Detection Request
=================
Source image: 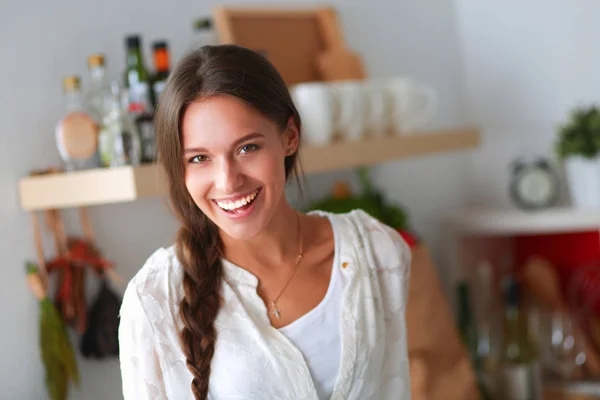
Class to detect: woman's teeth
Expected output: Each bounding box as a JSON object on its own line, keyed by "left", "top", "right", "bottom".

{"left": 216, "top": 189, "right": 259, "bottom": 211}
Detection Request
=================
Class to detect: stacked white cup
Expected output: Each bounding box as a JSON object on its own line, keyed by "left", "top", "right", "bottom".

{"left": 289, "top": 77, "right": 439, "bottom": 146}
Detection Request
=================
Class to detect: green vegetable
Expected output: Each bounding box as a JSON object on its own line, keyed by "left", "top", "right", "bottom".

{"left": 26, "top": 262, "right": 79, "bottom": 400}
{"left": 305, "top": 166, "right": 410, "bottom": 231}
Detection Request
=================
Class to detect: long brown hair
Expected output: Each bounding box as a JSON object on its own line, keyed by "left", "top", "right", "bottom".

{"left": 154, "top": 45, "right": 302, "bottom": 399}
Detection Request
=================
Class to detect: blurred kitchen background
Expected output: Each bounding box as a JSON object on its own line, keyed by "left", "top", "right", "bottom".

{"left": 4, "top": 0, "right": 600, "bottom": 399}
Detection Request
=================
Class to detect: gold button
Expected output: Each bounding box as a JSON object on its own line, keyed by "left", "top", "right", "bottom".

{"left": 342, "top": 262, "right": 349, "bottom": 269}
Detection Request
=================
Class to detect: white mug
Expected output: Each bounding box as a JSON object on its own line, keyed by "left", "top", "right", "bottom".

{"left": 329, "top": 80, "right": 367, "bottom": 141}
{"left": 388, "top": 77, "right": 438, "bottom": 134}
{"left": 289, "top": 82, "right": 334, "bottom": 146}
{"left": 363, "top": 79, "right": 395, "bottom": 136}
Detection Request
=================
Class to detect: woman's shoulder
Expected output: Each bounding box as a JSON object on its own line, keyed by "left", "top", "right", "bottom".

{"left": 317, "top": 209, "right": 412, "bottom": 271}
{"left": 122, "top": 244, "right": 184, "bottom": 311}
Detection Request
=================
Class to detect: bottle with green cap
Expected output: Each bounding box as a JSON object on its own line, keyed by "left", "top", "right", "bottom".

{"left": 123, "top": 34, "right": 155, "bottom": 164}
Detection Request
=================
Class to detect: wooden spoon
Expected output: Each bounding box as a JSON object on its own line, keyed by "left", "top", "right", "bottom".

{"left": 521, "top": 256, "right": 567, "bottom": 310}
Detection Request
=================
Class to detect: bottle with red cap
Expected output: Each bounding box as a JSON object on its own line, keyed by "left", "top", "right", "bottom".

{"left": 150, "top": 41, "right": 170, "bottom": 109}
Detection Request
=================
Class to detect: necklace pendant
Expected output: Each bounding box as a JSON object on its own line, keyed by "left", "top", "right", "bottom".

{"left": 271, "top": 302, "right": 281, "bottom": 320}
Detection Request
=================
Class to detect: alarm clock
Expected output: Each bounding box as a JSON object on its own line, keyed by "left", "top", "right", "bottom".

{"left": 509, "top": 157, "right": 560, "bottom": 210}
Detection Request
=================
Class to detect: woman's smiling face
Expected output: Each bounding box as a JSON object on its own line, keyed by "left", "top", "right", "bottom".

{"left": 182, "top": 95, "right": 298, "bottom": 240}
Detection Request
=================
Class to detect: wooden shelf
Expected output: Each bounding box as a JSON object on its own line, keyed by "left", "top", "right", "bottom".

{"left": 301, "top": 126, "right": 480, "bottom": 174}
{"left": 447, "top": 207, "right": 600, "bottom": 236}
{"left": 18, "top": 126, "right": 480, "bottom": 211}
{"left": 18, "top": 164, "right": 167, "bottom": 211}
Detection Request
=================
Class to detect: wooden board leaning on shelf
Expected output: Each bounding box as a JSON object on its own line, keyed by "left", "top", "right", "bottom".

{"left": 18, "top": 126, "right": 480, "bottom": 211}
{"left": 213, "top": 6, "right": 355, "bottom": 85}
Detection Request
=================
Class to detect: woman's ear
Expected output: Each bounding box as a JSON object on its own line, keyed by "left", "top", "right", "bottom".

{"left": 282, "top": 116, "right": 300, "bottom": 156}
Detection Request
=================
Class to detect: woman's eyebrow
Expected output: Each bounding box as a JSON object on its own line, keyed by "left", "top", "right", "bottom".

{"left": 183, "top": 132, "right": 265, "bottom": 154}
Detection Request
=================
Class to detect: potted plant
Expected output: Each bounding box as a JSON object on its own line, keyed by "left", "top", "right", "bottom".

{"left": 555, "top": 105, "right": 600, "bottom": 208}
{"left": 304, "top": 167, "right": 419, "bottom": 247}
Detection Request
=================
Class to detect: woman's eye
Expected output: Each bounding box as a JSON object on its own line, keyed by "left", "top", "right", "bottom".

{"left": 188, "top": 155, "right": 209, "bottom": 163}
{"left": 239, "top": 144, "right": 259, "bottom": 154}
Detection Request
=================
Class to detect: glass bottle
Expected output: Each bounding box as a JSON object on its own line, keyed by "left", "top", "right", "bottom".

{"left": 85, "top": 54, "right": 111, "bottom": 123}
{"left": 150, "top": 41, "right": 170, "bottom": 109}
{"left": 457, "top": 281, "right": 493, "bottom": 400}
{"left": 123, "top": 34, "right": 155, "bottom": 163}
{"left": 55, "top": 76, "right": 99, "bottom": 171}
{"left": 189, "top": 17, "right": 218, "bottom": 51}
{"left": 98, "top": 82, "right": 141, "bottom": 167}
{"left": 474, "top": 260, "right": 502, "bottom": 396}
{"left": 498, "top": 276, "right": 543, "bottom": 400}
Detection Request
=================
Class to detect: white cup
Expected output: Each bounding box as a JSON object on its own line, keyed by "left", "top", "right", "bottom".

{"left": 363, "top": 79, "right": 395, "bottom": 136}
{"left": 289, "top": 82, "right": 334, "bottom": 146}
{"left": 388, "top": 77, "right": 438, "bottom": 134}
{"left": 329, "top": 80, "right": 367, "bottom": 141}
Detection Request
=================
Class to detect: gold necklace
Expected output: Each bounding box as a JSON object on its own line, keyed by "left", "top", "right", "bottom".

{"left": 270, "top": 212, "right": 303, "bottom": 320}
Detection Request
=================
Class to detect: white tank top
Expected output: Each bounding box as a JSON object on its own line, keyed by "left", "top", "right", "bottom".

{"left": 278, "top": 241, "right": 342, "bottom": 400}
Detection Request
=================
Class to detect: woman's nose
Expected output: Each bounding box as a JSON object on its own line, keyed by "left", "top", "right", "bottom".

{"left": 214, "top": 159, "right": 243, "bottom": 193}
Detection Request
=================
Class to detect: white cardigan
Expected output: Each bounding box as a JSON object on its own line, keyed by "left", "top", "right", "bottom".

{"left": 118, "top": 209, "right": 412, "bottom": 399}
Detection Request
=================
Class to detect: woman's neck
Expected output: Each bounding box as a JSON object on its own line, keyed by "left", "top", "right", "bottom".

{"left": 220, "top": 201, "right": 303, "bottom": 272}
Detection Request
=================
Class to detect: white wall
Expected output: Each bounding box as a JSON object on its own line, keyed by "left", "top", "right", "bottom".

{"left": 455, "top": 0, "right": 600, "bottom": 208}
{"left": 0, "top": 0, "right": 469, "bottom": 398}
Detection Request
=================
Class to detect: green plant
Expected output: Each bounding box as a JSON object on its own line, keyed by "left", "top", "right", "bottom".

{"left": 304, "top": 166, "right": 411, "bottom": 231}
{"left": 556, "top": 105, "right": 600, "bottom": 160}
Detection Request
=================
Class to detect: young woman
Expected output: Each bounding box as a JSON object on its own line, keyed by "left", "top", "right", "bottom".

{"left": 118, "top": 44, "right": 412, "bottom": 400}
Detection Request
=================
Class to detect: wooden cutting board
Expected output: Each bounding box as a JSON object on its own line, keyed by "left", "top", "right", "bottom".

{"left": 316, "top": 48, "right": 366, "bottom": 81}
